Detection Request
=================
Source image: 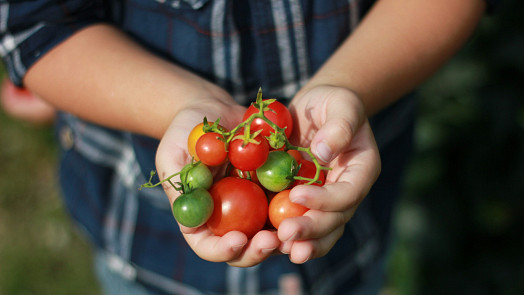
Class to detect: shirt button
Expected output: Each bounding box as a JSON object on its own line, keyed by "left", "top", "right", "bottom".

{"left": 59, "top": 126, "right": 74, "bottom": 150}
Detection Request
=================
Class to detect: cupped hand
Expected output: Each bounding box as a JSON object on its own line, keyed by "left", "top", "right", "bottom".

{"left": 155, "top": 94, "right": 280, "bottom": 267}
{"left": 281, "top": 85, "right": 381, "bottom": 263}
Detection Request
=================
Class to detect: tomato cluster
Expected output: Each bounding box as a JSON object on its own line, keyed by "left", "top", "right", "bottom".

{"left": 142, "top": 89, "right": 327, "bottom": 238}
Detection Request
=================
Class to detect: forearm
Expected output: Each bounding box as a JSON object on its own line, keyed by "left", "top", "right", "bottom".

{"left": 23, "top": 24, "right": 229, "bottom": 139}
{"left": 301, "top": 0, "right": 486, "bottom": 116}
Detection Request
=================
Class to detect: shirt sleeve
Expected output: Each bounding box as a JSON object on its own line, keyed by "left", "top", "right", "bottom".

{"left": 0, "top": 0, "right": 107, "bottom": 86}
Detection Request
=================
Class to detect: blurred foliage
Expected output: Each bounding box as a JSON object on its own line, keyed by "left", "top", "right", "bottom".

{"left": 386, "top": 0, "right": 524, "bottom": 294}
{"left": 0, "top": 0, "right": 523, "bottom": 294}
{"left": 0, "top": 82, "right": 101, "bottom": 293}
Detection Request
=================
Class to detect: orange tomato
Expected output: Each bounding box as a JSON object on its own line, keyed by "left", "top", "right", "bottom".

{"left": 268, "top": 189, "right": 308, "bottom": 229}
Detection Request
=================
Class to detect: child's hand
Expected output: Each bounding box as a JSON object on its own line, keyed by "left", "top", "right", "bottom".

{"left": 280, "top": 85, "right": 381, "bottom": 263}
{"left": 155, "top": 95, "right": 281, "bottom": 267}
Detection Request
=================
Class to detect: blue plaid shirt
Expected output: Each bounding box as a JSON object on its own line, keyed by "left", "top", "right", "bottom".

{"left": 1, "top": 0, "right": 494, "bottom": 294}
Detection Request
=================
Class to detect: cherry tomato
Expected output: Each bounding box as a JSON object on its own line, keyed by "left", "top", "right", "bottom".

{"left": 196, "top": 132, "right": 227, "bottom": 166}
{"left": 172, "top": 188, "right": 214, "bottom": 228}
{"left": 187, "top": 122, "right": 225, "bottom": 161}
{"left": 228, "top": 134, "right": 269, "bottom": 171}
{"left": 256, "top": 150, "right": 298, "bottom": 192}
{"left": 287, "top": 149, "right": 303, "bottom": 162}
{"left": 207, "top": 177, "right": 268, "bottom": 238}
{"left": 242, "top": 99, "right": 293, "bottom": 138}
{"left": 181, "top": 162, "right": 213, "bottom": 190}
{"left": 268, "top": 189, "right": 308, "bottom": 229}
{"left": 187, "top": 123, "right": 206, "bottom": 161}
{"left": 229, "top": 168, "right": 260, "bottom": 186}
{"left": 293, "top": 159, "right": 326, "bottom": 187}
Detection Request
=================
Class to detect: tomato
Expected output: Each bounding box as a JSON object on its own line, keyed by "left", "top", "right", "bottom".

{"left": 187, "top": 122, "right": 225, "bottom": 161}
{"left": 287, "top": 149, "right": 303, "bottom": 162}
{"left": 256, "top": 150, "right": 298, "bottom": 192}
{"left": 195, "top": 132, "right": 227, "bottom": 166}
{"left": 207, "top": 177, "right": 268, "bottom": 238}
{"left": 172, "top": 188, "right": 214, "bottom": 228}
{"left": 181, "top": 162, "right": 213, "bottom": 190}
{"left": 293, "top": 159, "right": 326, "bottom": 187}
{"left": 243, "top": 99, "right": 293, "bottom": 138}
{"left": 268, "top": 189, "right": 308, "bottom": 229}
{"left": 228, "top": 134, "right": 269, "bottom": 171}
{"left": 187, "top": 123, "right": 207, "bottom": 161}
{"left": 229, "top": 168, "right": 260, "bottom": 185}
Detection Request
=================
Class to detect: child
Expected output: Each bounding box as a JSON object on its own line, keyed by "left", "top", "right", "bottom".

{"left": 1, "top": 0, "right": 491, "bottom": 293}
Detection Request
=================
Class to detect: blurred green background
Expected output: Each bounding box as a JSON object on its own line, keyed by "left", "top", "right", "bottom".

{"left": 0, "top": 1, "right": 523, "bottom": 294}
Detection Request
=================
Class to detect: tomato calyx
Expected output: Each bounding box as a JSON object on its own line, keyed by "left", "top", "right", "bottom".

{"left": 201, "top": 117, "right": 227, "bottom": 134}
{"left": 231, "top": 128, "right": 264, "bottom": 147}
{"left": 267, "top": 131, "right": 287, "bottom": 150}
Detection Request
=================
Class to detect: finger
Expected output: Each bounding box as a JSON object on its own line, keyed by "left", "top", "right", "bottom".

{"left": 182, "top": 228, "right": 248, "bottom": 262}
{"left": 277, "top": 208, "right": 356, "bottom": 242}
{"left": 309, "top": 88, "right": 366, "bottom": 163}
{"left": 287, "top": 226, "right": 344, "bottom": 264}
{"left": 227, "top": 230, "right": 281, "bottom": 267}
{"left": 289, "top": 180, "right": 367, "bottom": 213}
{"left": 279, "top": 240, "right": 293, "bottom": 255}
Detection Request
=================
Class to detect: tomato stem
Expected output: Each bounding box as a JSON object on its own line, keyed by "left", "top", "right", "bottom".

{"left": 139, "top": 160, "right": 201, "bottom": 193}
{"left": 140, "top": 88, "right": 330, "bottom": 191}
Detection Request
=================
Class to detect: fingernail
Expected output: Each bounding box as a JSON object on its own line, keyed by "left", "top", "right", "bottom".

{"left": 284, "top": 232, "right": 298, "bottom": 242}
{"left": 300, "top": 254, "right": 311, "bottom": 264}
{"left": 279, "top": 241, "right": 292, "bottom": 254}
{"left": 232, "top": 243, "right": 246, "bottom": 252}
{"left": 315, "top": 141, "right": 332, "bottom": 163}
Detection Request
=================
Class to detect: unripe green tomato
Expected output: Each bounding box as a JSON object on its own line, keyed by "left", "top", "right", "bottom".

{"left": 172, "top": 188, "right": 214, "bottom": 227}
{"left": 181, "top": 162, "right": 213, "bottom": 190}
{"left": 256, "top": 151, "right": 298, "bottom": 192}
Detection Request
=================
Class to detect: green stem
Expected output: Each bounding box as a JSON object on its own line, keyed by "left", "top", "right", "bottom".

{"left": 139, "top": 170, "right": 181, "bottom": 190}
{"left": 140, "top": 88, "right": 331, "bottom": 191}
{"left": 139, "top": 161, "right": 200, "bottom": 192}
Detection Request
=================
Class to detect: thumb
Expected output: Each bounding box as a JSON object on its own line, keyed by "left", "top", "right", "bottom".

{"left": 309, "top": 87, "right": 366, "bottom": 164}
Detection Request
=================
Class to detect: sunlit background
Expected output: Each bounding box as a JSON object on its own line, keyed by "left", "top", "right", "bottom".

{"left": 1, "top": 1, "right": 522, "bottom": 294}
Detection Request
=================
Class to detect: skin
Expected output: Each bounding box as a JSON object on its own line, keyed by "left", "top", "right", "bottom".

{"left": 23, "top": 0, "right": 486, "bottom": 267}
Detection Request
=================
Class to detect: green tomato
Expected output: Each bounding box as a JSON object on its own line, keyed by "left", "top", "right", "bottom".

{"left": 172, "top": 188, "right": 214, "bottom": 227}
{"left": 256, "top": 151, "right": 298, "bottom": 192}
{"left": 181, "top": 162, "right": 213, "bottom": 191}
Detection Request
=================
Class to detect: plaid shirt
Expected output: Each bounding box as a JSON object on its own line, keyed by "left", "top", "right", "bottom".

{"left": 1, "top": 0, "right": 492, "bottom": 294}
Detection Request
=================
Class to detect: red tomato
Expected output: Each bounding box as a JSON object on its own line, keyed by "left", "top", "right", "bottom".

{"left": 287, "top": 149, "right": 303, "bottom": 162}
{"left": 229, "top": 168, "right": 260, "bottom": 186}
{"left": 242, "top": 99, "right": 293, "bottom": 138}
{"left": 187, "top": 122, "right": 226, "bottom": 161}
{"left": 294, "top": 159, "right": 326, "bottom": 187}
{"left": 207, "top": 177, "right": 268, "bottom": 238}
{"left": 195, "top": 132, "right": 227, "bottom": 166}
{"left": 228, "top": 134, "right": 269, "bottom": 171}
{"left": 268, "top": 189, "right": 308, "bottom": 229}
